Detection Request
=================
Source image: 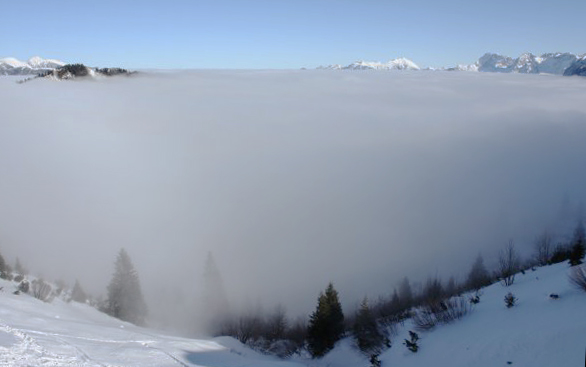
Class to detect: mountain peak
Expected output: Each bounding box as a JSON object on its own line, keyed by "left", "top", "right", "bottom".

{"left": 317, "top": 57, "right": 420, "bottom": 71}
{"left": 0, "top": 56, "right": 66, "bottom": 75}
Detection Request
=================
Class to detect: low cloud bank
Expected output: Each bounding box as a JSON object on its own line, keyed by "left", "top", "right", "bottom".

{"left": 0, "top": 70, "right": 585, "bottom": 331}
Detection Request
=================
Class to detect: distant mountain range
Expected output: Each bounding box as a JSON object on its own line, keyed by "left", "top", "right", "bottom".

{"left": 475, "top": 52, "right": 582, "bottom": 75}
{"left": 2, "top": 54, "right": 586, "bottom": 77}
{"left": 0, "top": 57, "right": 135, "bottom": 81}
{"left": 317, "top": 57, "right": 420, "bottom": 71}
{"left": 562, "top": 55, "right": 586, "bottom": 76}
{"left": 317, "top": 52, "right": 586, "bottom": 76}
{"left": 0, "top": 56, "right": 65, "bottom": 75}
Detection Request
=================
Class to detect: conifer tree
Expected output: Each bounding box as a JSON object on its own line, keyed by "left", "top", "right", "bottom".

{"left": 446, "top": 276, "right": 457, "bottom": 297}
{"left": 466, "top": 254, "right": 492, "bottom": 290}
{"left": 307, "top": 283, "right": 345, "bottom": 358}
{"left": 0, "top": 250, "right": 7, "bottom": 279}
{"left": 399, "top": 277, "right": 414, "bottom": 310}
{"left": 106, "top": 249, "right": 148, "bottom": 326}
{"left": 353, "top": 297, "right": 386, "bottom": 356}
{"left": 390, "top": 289, "right": 401, "bottom": 312}
{"left": 569, "top": 222, "right": 585, "bottom": 266}
{"left": 201, "top": 252, "right": 230, "bottom": 335}
{"left": 71, "top": 280, "right": 88, "bottom": 303}
{"left": 14, "top": 257, "right": 26, "bottom": 275}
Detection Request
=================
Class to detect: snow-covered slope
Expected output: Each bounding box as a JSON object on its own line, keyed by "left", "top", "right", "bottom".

{"left": 314, "top": 263, "right": 586, "bottom": 367}
{"left": 0, "top": 278, "right": 303, "bottom": 367}
{"left": 0, "top": 56, "right": 65, "bottom": 75}
{"left": 2, "top": 263, "right": 584, "bottom": 366}
{"left": 318, "top": 57, "right": 420, "bottom": 71}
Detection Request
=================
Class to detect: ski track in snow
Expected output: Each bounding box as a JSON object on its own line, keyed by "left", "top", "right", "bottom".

{"left": 0, "top": 323, "right": 99, "bottom": 366}
{"left": 8, "top": 327, "right": 193, "bottom": 367}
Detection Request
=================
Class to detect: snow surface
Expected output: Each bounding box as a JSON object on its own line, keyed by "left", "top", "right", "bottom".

{"left": 1, "top": 263, "right": 584, "bottom": 366}
{"left": 0, "top": 279, "right": 304, "bottom": 367}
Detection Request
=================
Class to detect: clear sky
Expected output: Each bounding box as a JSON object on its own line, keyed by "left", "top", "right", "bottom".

{"left": 1, "top": 0, "right": 584, "bottom": 69}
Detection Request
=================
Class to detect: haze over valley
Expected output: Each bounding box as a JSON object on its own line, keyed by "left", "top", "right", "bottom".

{"left": 1, "top": 70, "right": 585, "bottom": 333}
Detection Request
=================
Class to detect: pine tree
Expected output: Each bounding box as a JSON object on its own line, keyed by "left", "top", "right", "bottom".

{"left": 201, "top": 252, "right": 230, "bottom": 335}
{"left": 399, "top": 277, "right": 414, "bottom": 310}
{"left": 71, "top": 280, "right": 88, "bottom": 303}
{"left": 106, "top": 249, "right": 148, "bottom": 326}
{"left": 353, "top": 297, "right": 386, "bottom": 356}
{"left": 14, "top": 257, "right": 26, "bottom": 275}
{"left": 0, "top": 250, "right": 7, "bottom": 279}
{"left": 569, "top": 222, "right": 585, "bottom": 266}
{"left": 466, "top": 254, "right": 492, "bottom": 290}
{"left": 390, "top": 289, "right": 401, "bottom": 313}
{"left": 307, "top": 282, "right": 345, "bottom": 358}
{"left": 445, "top": 276, "right": 457, "bottom": 297}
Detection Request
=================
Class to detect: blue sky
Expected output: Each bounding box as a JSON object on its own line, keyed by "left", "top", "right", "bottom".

{"left": 1, "top": 0, "right": 584, "bottom": 69}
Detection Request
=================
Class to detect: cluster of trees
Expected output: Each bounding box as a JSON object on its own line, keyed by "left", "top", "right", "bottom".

{"left": 1, "top": 220, "right": 584, "bottom": 365}
{"left": 210, "top": 221, "right": 586, "bottom": 362}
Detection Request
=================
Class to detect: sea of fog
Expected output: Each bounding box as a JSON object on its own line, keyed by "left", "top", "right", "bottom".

{"left": 0, "top": 70, "right": 585, "bottom": 332}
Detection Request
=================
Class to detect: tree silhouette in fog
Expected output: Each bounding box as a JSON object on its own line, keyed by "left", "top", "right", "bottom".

{"left": 106, "top": 249, "right": 148, "bottom": 326}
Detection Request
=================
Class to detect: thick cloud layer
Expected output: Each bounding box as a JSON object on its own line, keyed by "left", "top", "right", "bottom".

{"left": 1, "top": 71, "right": 585, "bottom": 331}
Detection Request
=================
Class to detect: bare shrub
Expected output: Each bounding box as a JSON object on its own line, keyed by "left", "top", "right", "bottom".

{"left": 499, "top": 240, "right": 520, "bottom": 286}
{"left": 534, "top": 232, "right": 552, "bottom": 266}
{"left": 31, "top": 279, "right": 53, "bottom": 302}
{"left": 569, "top": 265, "right": 586, "bottom": 292}
{"left": 284, "top": 317, "right": 307, "bottom": 354}
{"left": 413, "top": 297, "right": 470, "bottom": 331}
{"left": 412, "top": 308, "right": 436, "bottom": 331}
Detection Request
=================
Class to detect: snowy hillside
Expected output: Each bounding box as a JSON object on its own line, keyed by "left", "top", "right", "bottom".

{"left": 0, "top": 57, "right": 65, "bottom": 75}
{"left": 1, "top": 263, "right": 584, "bottom": 366}
{"left": 318, "top": 263, "right": 586, "bottom": 367}
{"left": 0, "top": 278, "right": 303, "bottom": 367}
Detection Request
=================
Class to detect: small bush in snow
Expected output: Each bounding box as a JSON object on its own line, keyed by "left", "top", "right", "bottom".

{"left": 403, "top": 330, "right": 419, "bottom": 353}
{"left": 18, "top": 280, "right": 29, "bottom": 293}
{"left": 32, "top": 279, "right": 53, "bottom": 302}
{"left": 569, "top": 265, "right": 586, "bottom": 292}
{"left": 369, "top": 354, "right": 382, "bottom": 367}
{"left": 469, "top": 290, "right": 482, "bottom": 305}
{"left": 504, "top": 292, "right": 517, "bottom": 308}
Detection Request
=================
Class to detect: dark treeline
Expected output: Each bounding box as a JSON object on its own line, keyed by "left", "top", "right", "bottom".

{"left": 0, "top": 221, "right": 584, "bottom": 363}
{"left": 199, "top": 221, "right": 585, "bottom": 361}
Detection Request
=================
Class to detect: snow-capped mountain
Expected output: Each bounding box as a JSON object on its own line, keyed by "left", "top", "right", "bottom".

{"left": 0, "top": 56, "right": 65, "bottom": 75}
{"left": 443, "top": 64, "right": 479, "bottom": 72}
{"left": 477, "top": 52, "right": 579, "bottom": 75}
{"left": 318, "top": 57, "right": 420, "bottom": 71}
{"left": 563, "top": 55, "right": 586, "bottom": 77}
